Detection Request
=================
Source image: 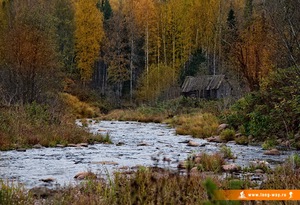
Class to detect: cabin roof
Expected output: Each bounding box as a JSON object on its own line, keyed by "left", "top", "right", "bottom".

{"left": 181, "top": 75, "right": 226, "bottom": 93}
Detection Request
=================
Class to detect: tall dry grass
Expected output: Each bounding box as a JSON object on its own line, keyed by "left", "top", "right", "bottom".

{"left": 0, "top": 105, "right": 103, "bottom": 150}
{"left": 166, "top": 113, "right": 219, "bottom": 138}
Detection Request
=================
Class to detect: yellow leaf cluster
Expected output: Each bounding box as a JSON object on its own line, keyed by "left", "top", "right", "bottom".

{"left": 73, "top": 0, "right": 104, "bottom": 82}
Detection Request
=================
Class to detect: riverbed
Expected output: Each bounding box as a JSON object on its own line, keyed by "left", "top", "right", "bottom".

{"left": 0, "top": 120, "right": 297, "bottom": 189}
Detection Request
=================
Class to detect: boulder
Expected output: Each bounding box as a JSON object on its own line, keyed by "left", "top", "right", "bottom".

{"left": 187, "top": 140, "right": 200, "bottom": 147}
{"left": 207, "top": 136, "right": 222, "bottom": 143}
{"left": 67, "top": 144, "right": 77, "bottom": 147}
{"left": 264, "top": 148, "right": 280, "bottom": 155}
{"left": 74, "top": 172, "right": 97, "bottom": 180}
{"left": 40, "top": 178, "right": 55, "bottom": 183}
{"left": 77, "top": 143, "right": 89, "bottom": 147}
{"left": 249, "top": 160, "right": 269, "bottom": 168}
{"left": 116, "top": 142, "right": 125, "bottom": 146}
{"left": 217, "top": 124, "right": 229, "bottom": 133}
{"left": 33, "top": 144, "right": 43, "bottom": 149}
{"left": 56, "top": 144, "right": 64, "bottom": 148}
{"left": 16, "top": 148, "right": 26, "bottom": 152}
{"left": 177, "top": 161, "right": 186, "bottom": 169}
{"left": 222, "top": 164, "right": 240, "bottom": 172}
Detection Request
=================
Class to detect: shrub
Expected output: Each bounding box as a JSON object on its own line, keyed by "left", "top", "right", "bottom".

{"left": 261, "top": 139, "right": 277, "bottom": 150}
{"left": 219, "top": 146, "right": 235, "bottom": 159}
{"left": 223, "top": 66, "right": 300, "bottom": 141}
{"left": 220, "top": 129, "right": 235, "bottom": 142}
{"left": 235, "top": 136, "right": 249, "bottom": 145}
{"left": 61, "top": 93, "right": 100, "bottom": 118}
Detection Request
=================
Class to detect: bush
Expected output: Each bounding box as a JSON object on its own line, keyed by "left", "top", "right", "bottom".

{"left": 219, "top": 146, "right": 235, "bottom": 159}
{"left": 261, "top": 139, "right": 277, "bottom": 150}
{"left": 235, "top": 135, "right": 249, "bottom": 145}
{"left": 220, "top": 129, "right": 235, "bottom": 142}
{"left": 223, "top": 66, "right": 300, "bottom": 141}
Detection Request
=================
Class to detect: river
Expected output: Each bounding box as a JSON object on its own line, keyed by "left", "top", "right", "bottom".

{"left": 0, "top": 120, "right": 297, "bottom": 189}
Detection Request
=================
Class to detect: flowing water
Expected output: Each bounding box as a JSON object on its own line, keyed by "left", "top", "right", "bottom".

{"left": 0, "top": 120, "right": 298, "bottom": 189}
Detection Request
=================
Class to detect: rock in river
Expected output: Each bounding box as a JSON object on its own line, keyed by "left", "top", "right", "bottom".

{"left": 222, "top": 164, "right": 240, "bottom": 172}
{"left": 264, "top": 149, "right": 280, "bottom": 156}
{"left": 187, "top": 140, "right": 200, "bottom": 147}
{"left": 74, "top": 172, "right": 97, "bottom": 180}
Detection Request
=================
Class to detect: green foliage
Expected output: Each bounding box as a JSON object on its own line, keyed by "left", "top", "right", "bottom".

{"left": 220, "top": 129, "right": 235, "bottom": 142}
{"left": 180, "top": 49, "right": 206, "bottom": 83}
{"left": 261, "top": 139, "right": 277, "bottom": 150}
{"left": 234, "top": 136, "right": 249, "bottom": 145}
{"left": 223, "top": 67, "right": 300, "bottom": 141}
{"left": 0, "top": 180, "right": 33, "bottom": 205}
{"left": 219, "top": 146, "right": 234, "bottom": 159}
{"left": 288, "top": 154, "right": 300, "bottom": 169}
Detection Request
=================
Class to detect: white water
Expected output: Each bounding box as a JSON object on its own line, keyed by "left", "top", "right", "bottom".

{"left": 0, "top": 120, "right": 297, "bottom": 189}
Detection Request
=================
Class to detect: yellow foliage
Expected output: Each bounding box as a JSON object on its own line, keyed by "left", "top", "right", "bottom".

{"left": 73, "top": 0, "right": 104, "bottom": 82}
{"left": 137, "top": 64, "right": 176, "bottom": 102}
{"left": 61, "top": 93, "right": 99, "bottom": 118}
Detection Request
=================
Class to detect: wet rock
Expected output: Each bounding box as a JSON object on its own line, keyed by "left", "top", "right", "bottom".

{"left": 33, "top": 144, "right": 43, "bottom": 149}
{"left": 217, "top": 124, "right": 229, "bottom": 133}
{"left": 40, "top": 178, "right": 55, "bottom": 183}
{"left": 200, "top": 143, "right": 209, "bottom": 147}
{"left": 56, "top": 144, "right": 64, "bottom": 148}
{"left": 222, "top": 164, "right": 240, "bottom": 172}
{"left": 137, "top": 142, "right": 149, "bottom": 146}
{"left": 207, "top": 136, "right": 222, "bottom": 143}
{"left": 177, "top": 161, "right": 186, "bottom": 169}
{"left": 187, "top": 140, "right": 200, "bottom": 147}
{"left": 163, "top": 157, "right": 171, "bottom": 163}
{"left": 116, "top": 142, "right": 125, "bottom": 146}
{"left": 16, "top": 148, "right": 26, "bottom": 152}
{"left": 264, "top": 148, "right": 280, "bottom": 155}
{"left": 77, "top": 143, "right": 88, "bottom": 147}
{"left": 178, "top": 140, "right": 190, "bottom": 144}
{"left": 74, "top": 172, "right": 97, "bottom": 180}
{"left": 67, "top": 144, "right": 77, "bottom": 147}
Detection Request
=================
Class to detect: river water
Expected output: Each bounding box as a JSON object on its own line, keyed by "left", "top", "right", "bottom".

{"left": 0, "top": 120, "right": 297, "bottom": 189}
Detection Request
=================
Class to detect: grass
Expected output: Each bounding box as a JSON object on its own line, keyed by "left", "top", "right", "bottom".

{"left": 2, "top": 155, "right": 300, "bottom": 204}
{"left": 166, "top": 113, "right": 219, "bottom": 138}
{"left": 0, "top": 180, "right": 34, "bottom": 205}
{"left": 1, "top": 168, "right": 219, "bottom": 205}
{"left": 0, "top": 105, "right": 105, "bottom": 150}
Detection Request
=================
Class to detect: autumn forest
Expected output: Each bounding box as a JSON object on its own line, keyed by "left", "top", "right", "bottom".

{"left": 0, "top": 0, "right": 299, "bottom": 105}
{"left": 0, "top": 0, "right": 299, "bottom": 147}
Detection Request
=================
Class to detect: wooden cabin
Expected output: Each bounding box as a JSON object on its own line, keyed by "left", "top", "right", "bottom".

{"left": 181, "top": 75, "right": 232, "bottom": 99}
